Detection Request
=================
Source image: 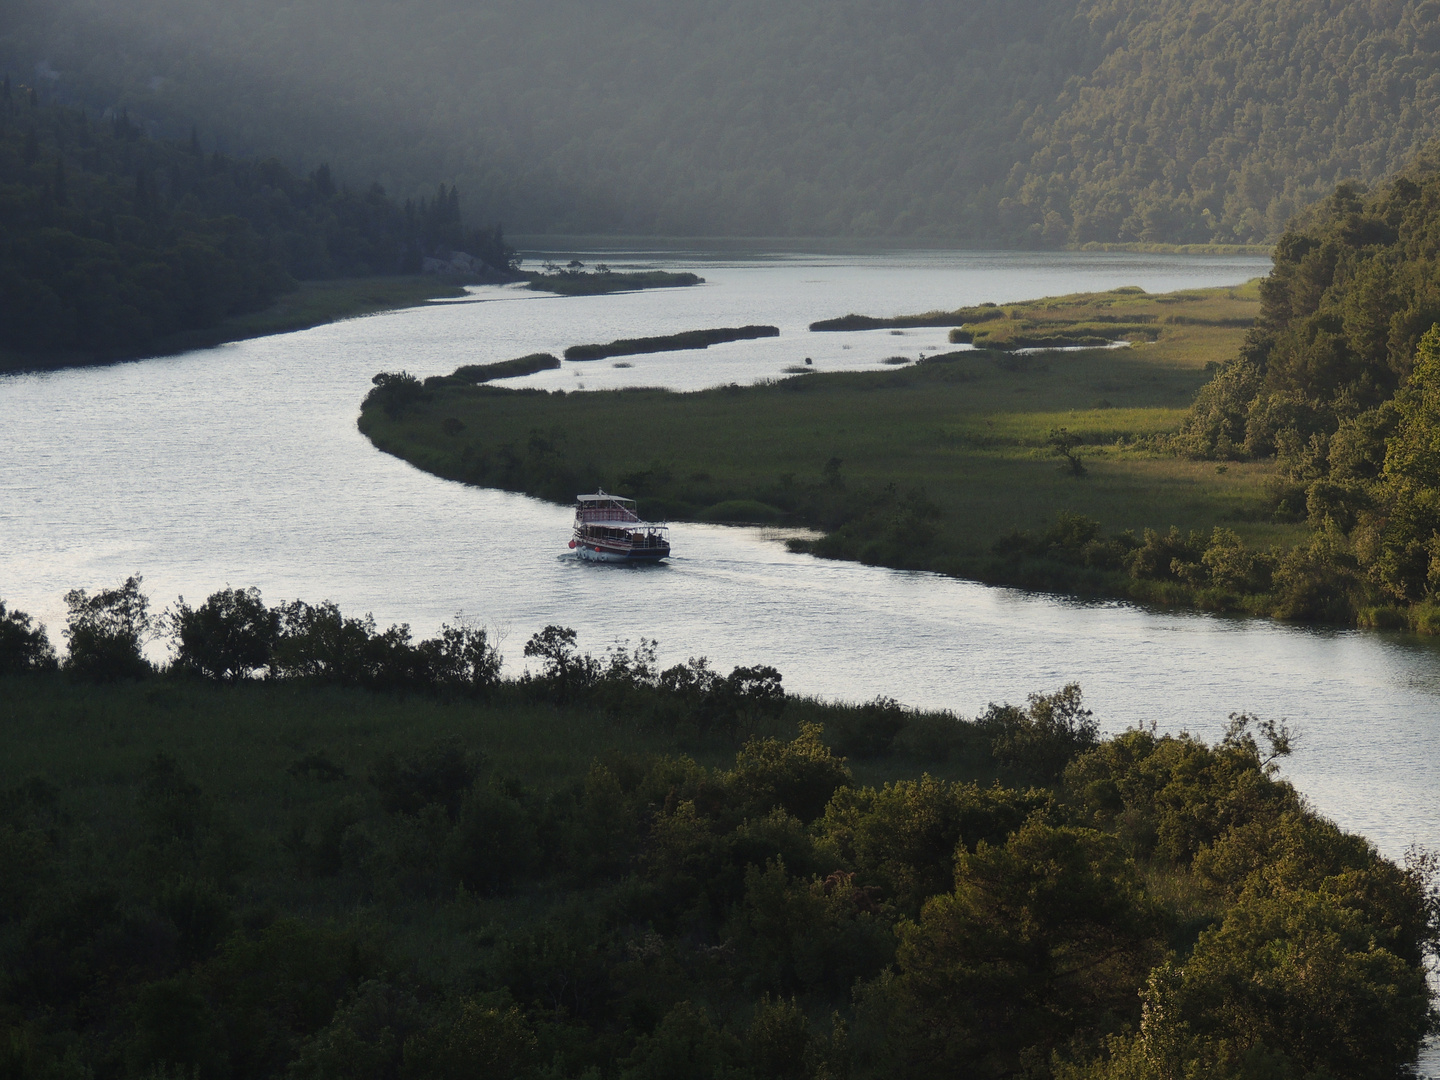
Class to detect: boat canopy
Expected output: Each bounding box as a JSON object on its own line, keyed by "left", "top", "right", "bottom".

{"left": 576, "top": 490, "right": 635, "bottom": 504}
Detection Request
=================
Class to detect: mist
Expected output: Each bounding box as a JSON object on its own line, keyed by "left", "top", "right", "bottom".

{"left": 7, "top": 0, "right": 1440, "bottom": 244}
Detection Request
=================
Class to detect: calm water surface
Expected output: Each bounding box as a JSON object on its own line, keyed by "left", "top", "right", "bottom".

{"left": 4, "top": 249, "right": 1437, "bottom": 878}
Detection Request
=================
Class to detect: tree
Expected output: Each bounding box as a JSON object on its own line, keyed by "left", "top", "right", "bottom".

{"left": 167, "top": 586, "right": 278, "bottom": 681}
{"left": 981, "top": 683, "right": 1098, "bottom": 781}
{"left": 1048, "top": 428, "right": 1086, "bottom": 477}
{"left": 523, "top": 624, "right": 599, "bottom": 701}
{"left": 0, "top": 600, "right": 57, "bottom": 673}
{"left": 364, "top": 372, "right": 425, "bottom": 419}
{"left": 62, "top": 575, "right": 152, "bottom": 681}
{"left": 1377, "top": 324, "right": 1440, "bottom": 600}
{"left": 869, "top": 820, "right": 1159, "bottom": 1078}
{"left": 725, "top": 723, "right": 850, "bottom": 824}
{"left": 416, "top": 622, "right": 502, "bottom": 694}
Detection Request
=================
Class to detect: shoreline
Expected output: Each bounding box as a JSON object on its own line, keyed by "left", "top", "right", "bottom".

{"left": 0, "top": 275, "right": 482, "bottom": 376}
{"left": 511, "top": 234, "right": 1275, "bottom": 257}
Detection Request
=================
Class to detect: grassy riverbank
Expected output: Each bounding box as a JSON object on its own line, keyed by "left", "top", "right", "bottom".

{"left": 0, "top": 277, "right": 473, "bottom": 375}
{"left": 361, "top": 281, "right": 1313, "bottom": 606}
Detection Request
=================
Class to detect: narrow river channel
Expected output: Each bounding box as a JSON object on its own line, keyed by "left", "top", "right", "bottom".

{"left": 4, "top": 248, "right": 1436, "bottom": 880}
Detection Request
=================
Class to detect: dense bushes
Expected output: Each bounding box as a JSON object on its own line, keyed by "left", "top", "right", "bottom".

{"left": 0, "top": 585, "right": 1435, "bottom": 1079}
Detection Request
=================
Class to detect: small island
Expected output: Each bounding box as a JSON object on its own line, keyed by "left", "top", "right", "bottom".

{"left": 525, "top": 260, "right": 705, "bottom": 295}
{"left": 564, "top": 325, "right": 780, "bottom": 361}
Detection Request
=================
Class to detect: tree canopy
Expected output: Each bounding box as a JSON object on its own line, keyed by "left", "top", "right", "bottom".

{"left": 0, "top": 92, "right": 514, "bottom": 359}
{"left": 1176, "top": 142, "right": 1440, "bottom": 607}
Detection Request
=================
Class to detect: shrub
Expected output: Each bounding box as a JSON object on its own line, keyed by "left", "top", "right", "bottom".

{"left": 62, "top": 575, "right": 152, "bottom": 681}
{"left": 726, "top": 724, "right": 851, "bottom": 824}
{"left": 980, "top": 683, "right": 1098, "bottom": 782}
{"left": 168, "top": 586, "right": 278, "bottom": 681}
{"left": 828, "top": 697, "right": 907, "bottom": 759}
{"left": 370, "top": 738, "right": 481, "bottom": 819}
{"left": 0, "top": 600, "right": 57, "bottom": 674}
{"left": 365, "top": 371, "right": 425, "bottom": 418}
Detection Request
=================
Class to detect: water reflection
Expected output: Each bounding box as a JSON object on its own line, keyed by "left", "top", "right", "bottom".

{"left": 2, "top": 248, "right": 1436, "bottom": 870}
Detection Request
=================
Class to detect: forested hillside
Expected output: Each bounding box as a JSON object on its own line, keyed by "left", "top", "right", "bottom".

{"left": 0, "top": 88, "right": 514, "bottom": 361}
{"left": 7, "top": 0, "right": 1440, "bottom": 243}
{"left": 1172, "top": 144, "right": 1440, "bottom": 622}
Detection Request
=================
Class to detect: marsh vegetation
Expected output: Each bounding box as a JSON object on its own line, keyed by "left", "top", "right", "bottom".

{"left": 361, "top": 283, "right": 1308, "bottom": 611}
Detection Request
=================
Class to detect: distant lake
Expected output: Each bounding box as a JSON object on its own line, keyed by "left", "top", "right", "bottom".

{"left": 4, "top": 247, "right": 1437, "bottom": 882}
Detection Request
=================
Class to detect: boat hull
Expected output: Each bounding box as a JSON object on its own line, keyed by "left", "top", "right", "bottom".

{"left": 573, "top": 539, "right": 670, "bottom": 563}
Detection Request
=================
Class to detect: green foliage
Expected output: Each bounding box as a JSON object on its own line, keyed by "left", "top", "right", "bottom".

{"left": 0, "top": 599, "right": 57, "bottom": 674}
{"left": 400, "top": 995, "right": 536, "bottom": 1080}
{"left": 167, "top": 586, "right": 278, "bottom": 681}
{"left": 369, "top": 738, "right": 481, "bottom": 819}
{"left": 980, "top": 683, "right": 1099, "bottom": 782}
{"left": 0, "top": 100, "right": 514, "bottom": 361}
{"left": 62, "top": 574, "right": 152, "bottom": 681}
{"left": 815, "top": 777, "right": 1052, "bottom": 916}
{"left": 0, "top": 586, "right": 1433, "bottom": 1080}
{"left": 724, "top": 724, "right": 851, "bottom": 824}
{"left": 618, "top": 1001, "right": 745, "bottom": 1080}
{"left": 1172, "top": 156, "right": 1440, "bottom": 617}
{"left": 864, "top": 820, "right": 1160, "bottom": 1079}
{"left": 439, "top": 354, "right": 560, "bottom": 385}
{"left": 364, "top": 373, "right": 427, "bottom": 420}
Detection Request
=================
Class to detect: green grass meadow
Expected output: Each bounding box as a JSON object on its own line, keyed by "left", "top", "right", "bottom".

{"left": 363, "top": 282, "right": 1305, "bottom": 568}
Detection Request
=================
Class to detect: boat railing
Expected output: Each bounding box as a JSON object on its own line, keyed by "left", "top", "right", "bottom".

{"left": 576, "top": 507, "right": 641, "bottom": 523}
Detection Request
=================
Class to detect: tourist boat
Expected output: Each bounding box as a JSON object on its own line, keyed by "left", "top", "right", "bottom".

{"left": 569, "top": 490, "right": 671, "bottom": 562}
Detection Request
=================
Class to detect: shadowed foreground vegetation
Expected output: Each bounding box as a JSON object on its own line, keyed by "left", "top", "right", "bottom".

{"left": 0, "top": 583, "right": 1436, "bottom": 1080}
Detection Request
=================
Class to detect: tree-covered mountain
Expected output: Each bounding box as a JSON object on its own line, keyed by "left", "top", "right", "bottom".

{"left": 1011, "top": 0, "right": 1440, "bottom": 246}
{"left": 7, "top": 0, "right": 1440, "bottom": 243}
{"left": 0, "top": 88, "right": 514, "bottom": 360}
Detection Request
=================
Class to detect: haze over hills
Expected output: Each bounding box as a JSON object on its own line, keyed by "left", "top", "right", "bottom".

{"left": 7, "top": 0, "right": 1440, "bottom": 244}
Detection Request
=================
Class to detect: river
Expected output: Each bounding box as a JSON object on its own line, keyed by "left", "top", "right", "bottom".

{"left": 3, "top": 248, "right": 1438, "bottom": 882}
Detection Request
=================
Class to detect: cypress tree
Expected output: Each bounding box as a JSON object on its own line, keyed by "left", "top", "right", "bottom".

{"left": 53, "top": 158, "right": 67, "bottom": 206}
{"left": 23, "top": 127, "right": 38, "bottom": 165}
